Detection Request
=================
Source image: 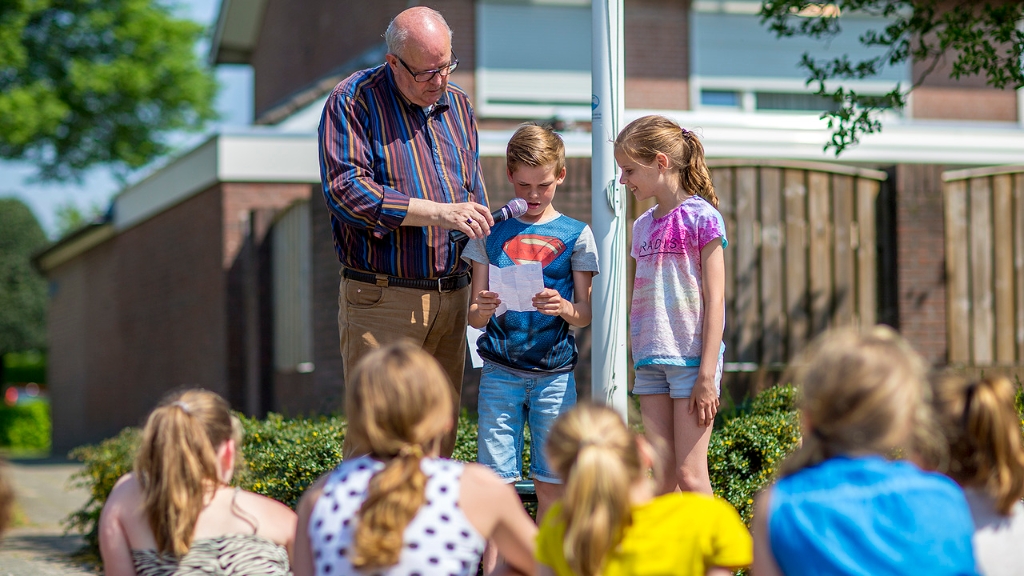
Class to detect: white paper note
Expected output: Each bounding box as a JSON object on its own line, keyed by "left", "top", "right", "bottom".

{"left": 489, "top": 263, "right": 544, "bottom": 315}
{"left": 466, "top": 325, "right": 485, "bottom": 368}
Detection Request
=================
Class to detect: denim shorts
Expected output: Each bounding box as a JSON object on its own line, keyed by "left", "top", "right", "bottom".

{"left": 632, "top": 358, "right": 723, "bottom": 399}
{"left": 476, "top": 362, "right": 576, "bottom": 484}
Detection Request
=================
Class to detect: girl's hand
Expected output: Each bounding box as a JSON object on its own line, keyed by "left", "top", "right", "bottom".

{"left": 688, "top": 373, "right": 720, "bottom": 427}
{"left": 475, "top": 290, "right": 502, "bottom": 319}
{"left": 532, "top": 288, "right": 567, "bottom": 316}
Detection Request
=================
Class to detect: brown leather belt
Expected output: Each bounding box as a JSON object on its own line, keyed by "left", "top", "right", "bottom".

{"left": 342, "top": 268, "right": 470, "bottom": 293}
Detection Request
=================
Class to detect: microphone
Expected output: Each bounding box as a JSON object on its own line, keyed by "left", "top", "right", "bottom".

{"left": 449, "top": 198, "right": 528, "bottom": 243}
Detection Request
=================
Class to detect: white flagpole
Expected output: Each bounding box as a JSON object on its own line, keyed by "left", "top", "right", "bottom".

{"left": 591, "top": 0, "right": 627, "bottom": 417}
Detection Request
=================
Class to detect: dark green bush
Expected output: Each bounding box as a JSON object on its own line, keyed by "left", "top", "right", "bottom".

{"left": 233, "top": 413, "right": 346, "bottom": 508}
{"left": 66, "top": 409, "right": 483, "bottom": 556}
{"left": 0, "top": 399, "right": 51, "bottom": 451}
{"left": 709, "top": 384, "right": 800, "bottom": 524}
{"left": 66, "top": 427, "right": 140, "bottom": 555}
{"left": 66, "top": 389, "right": 795, "bottom": 561}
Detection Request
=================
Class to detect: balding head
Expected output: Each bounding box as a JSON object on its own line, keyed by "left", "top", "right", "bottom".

{"left": 383, "top": 7, "right": 456, "bottom": 107}
{"left": 385, "top": 7, "right": 452, "bottom": 59}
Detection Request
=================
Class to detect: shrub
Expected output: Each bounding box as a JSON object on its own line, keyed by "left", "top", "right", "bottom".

{"left": 709, "top": 384, "right": 800, "bottom": 524}
{"left": 0, "top": 399, "right": 51, "bottom": 451}
{"left": 233, "top": 413, "right": 346, "bottom": 508}
{"left": 65, "top": 427, "right": 139, "bottom": 555}
{"left": 66, "top": 389, "right": 795, "bottom": 561}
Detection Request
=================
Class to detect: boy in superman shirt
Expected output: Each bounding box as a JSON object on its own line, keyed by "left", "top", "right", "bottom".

{"left": 463, "top": 123, "right": 599, "bottom": 541}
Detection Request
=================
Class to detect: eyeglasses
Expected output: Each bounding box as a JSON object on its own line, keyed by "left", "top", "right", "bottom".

{"left": 395, "top": 52, "right": 459, "bottom": 83}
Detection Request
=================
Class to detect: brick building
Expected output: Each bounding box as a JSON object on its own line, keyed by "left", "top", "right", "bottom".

{"left": 39, "top": 0, "right": 1024, "bottom": 451}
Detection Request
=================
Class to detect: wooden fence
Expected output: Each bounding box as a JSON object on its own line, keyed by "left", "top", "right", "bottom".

{"left": 943, "top": 166, "right": 1024, "bottom": 366}
{"left": 700, "top": 160, "right": 888, "bottom": 368}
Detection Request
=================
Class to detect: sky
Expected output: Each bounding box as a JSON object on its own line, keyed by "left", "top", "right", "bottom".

{"left": 0, "top": 0, "right": 253, "bottom": 238}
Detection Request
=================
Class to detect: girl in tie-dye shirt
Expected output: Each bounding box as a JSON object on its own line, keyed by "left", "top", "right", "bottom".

{"left": 614, "top": 115, "right": 727, "bottom": 496}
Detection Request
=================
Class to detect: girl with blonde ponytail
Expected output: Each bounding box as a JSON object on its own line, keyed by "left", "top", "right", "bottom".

{"left": 98, "top": 389, "right": 296, "bottom": 576}
{"left": 293, "top": 340, "right": 536, "bottom": 576}
{"left": 615, "top": 115, "right": 727, "bottom": 496}
{"left": 752, "top": 327, "right": 978, "bottom": 576}
{"left": 536, "top": 403, "right": 751, "bottom": 576}
{"left": 932, "top": 375, "right": 1024, "bottom": 576}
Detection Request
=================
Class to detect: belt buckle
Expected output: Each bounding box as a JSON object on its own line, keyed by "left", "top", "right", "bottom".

{"left": 437, "top": 276, "right": 451, "bottom": 293}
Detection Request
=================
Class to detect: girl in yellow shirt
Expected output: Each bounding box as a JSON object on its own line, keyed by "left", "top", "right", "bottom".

{"left": 537, "top": 403, "right": 751, "bottom": 576}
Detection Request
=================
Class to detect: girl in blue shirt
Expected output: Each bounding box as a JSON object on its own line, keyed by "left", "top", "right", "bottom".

{"left": 751, "top": 327, "right": 978, "bottom": 576}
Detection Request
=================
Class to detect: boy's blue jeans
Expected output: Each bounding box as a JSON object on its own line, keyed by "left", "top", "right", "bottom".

{"left": 476, "top": 362, "right": 576, "bottom": 484}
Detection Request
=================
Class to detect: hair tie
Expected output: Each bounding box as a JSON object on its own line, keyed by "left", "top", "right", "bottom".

{"left": 398, "top": 444, "right": 424, "bottom": 458}
{"left": 170, "top": 401, "right": 191, "bottom": 415}
{"left": 680, "top": 127, "right": 690, "bottom": 137}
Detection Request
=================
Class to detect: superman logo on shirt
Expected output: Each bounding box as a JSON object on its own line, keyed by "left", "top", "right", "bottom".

{"left": 502, "top": 235, "right": 567, "bottom": 267}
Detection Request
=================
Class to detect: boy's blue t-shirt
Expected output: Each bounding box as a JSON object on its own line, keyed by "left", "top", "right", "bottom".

{"left": 463, "top": 213, "right": 599, "bottom": 373}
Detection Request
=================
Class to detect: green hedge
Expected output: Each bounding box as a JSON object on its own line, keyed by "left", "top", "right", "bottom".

{"left": 0, "top": 399, "right": 51, "bottom": 451}
{"left": 709, "top": 384, "right": 800, "bottom": 523}
{"left": 67, "top": 388, "right": 797, "bottom": 560}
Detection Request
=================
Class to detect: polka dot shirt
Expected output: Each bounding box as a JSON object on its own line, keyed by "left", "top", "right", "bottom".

{"left": 308, "top": 456, "right": 485, "bottom": 576}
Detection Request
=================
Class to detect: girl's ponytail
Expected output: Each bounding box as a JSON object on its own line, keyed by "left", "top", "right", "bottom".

{"left": 614, "top": 116, "right": 718, "bottom": 208}
{"left": 345, "top": 340, "right": 453, "bottom": 568}
{"left": 352, "top": 447, "right": 428, "bottom": 567}
{"left": 546, "top": 403, "right": 643, "bottom": 576}
{"left": 135, "top": 390, "right": 234, "bottom": 557}
{"left": 935, "top": 375, "right": 1024, "bottom": 515}
{"left": 681, "top": 130, "right": 718, "bottom": 208}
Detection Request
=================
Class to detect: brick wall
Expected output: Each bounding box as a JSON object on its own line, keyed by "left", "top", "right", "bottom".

{"left": 48, "top": 240, "right": 119, "bottom": 452}
{"left": 251, "top": 0, "right": 476, "bottom": 120}
{"left": 624, "top": 0, "right": 689, "bottom": 110}
{"left": 895, "top": 164, "right": 949, "bottom": 365}
{"left": 49, "top": 187, "right": 227, "bottom": 452}
{"left": 311, "top": 196, "right": 347, "bottom": 415}
{"left": 48, "top": 183, "right": 313, "bottom": 451}
{"left": 911, "top": 87, "right": 1018, "bottom": 122}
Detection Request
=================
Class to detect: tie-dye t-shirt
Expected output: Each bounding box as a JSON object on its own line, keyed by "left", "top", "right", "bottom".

{"left": 630, "top": 195, "right": 727, "bottom": 368}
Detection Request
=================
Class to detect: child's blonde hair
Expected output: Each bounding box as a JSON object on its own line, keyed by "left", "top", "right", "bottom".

{"left": 506, "top": 122, "right": 565, "bottom": 176}
{"left": 135, "top": 389, "right": 242, "bottom": 557}
{"left": 545, "top": 403, "right": 644, "bottom": 576}
{"left": 933, "top": 375, "right": 1024, "bottom": 515}
{"left": 345, "top": 340, "right": 453, "bottom": 569}
{"left": 614, "top": 115, "right": 718, "bottom": 208}
{"left": 780, "top": 326, "right": 931, "bottom": 478}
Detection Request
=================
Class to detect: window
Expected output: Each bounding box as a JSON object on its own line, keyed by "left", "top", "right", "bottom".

{"left": 476, "top": 1, "right": 591, "bottom": 120}
{"left": 690, "top": 2, "right": 907, "bottom": 114}
{"left": 755, "top": 92, "right": 840, "bottom": 112}
{"left": 701, "top": 90, "right": 741, "bottom": 108}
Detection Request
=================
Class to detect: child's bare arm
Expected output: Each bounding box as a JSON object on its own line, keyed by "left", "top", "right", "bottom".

{"left": 692, "top": 238, "right": 725, "bottom": 426}
{"left": 532, "top": 270, "right": 594, "bottom": 327}
{"left": 468, "top": 260, "right": 500, "bottom": 328}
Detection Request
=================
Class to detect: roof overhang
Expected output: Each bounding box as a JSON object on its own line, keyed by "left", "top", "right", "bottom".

{"left": 209, "top": 0, "right": 269, "bottom": 65}
{"left": 35, "top": 110, "right": 1024, "bottom": 270}
{"left": 113, "top": 130, "right": 319, "bottom": 232}
{"left": 35, "top": 223, "right": 116, "bottom": 272}
{"left": 478, "top": 110, "right": 1024, "bottom": 166}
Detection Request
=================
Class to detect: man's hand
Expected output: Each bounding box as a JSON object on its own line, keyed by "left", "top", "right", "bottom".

{"left": 405, "top": 198, "right": 493, "bottom": 239}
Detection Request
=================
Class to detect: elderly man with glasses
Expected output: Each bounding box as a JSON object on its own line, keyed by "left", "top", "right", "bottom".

{"left": 319, "top": 6, "right": 491, "bottom": 459}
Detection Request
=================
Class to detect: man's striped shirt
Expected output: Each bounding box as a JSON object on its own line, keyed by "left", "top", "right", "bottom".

{"left": 319, "top": 64, "right": 487, "bottom": 278}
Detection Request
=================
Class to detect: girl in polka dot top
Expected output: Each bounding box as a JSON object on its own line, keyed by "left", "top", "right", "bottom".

{"left": 291, "top": 341, "right": 537, "bottom": 576}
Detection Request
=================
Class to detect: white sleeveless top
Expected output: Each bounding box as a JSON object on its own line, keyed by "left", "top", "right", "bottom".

{"left": 308, "top": 456, "right": 485, "bottom": 576}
